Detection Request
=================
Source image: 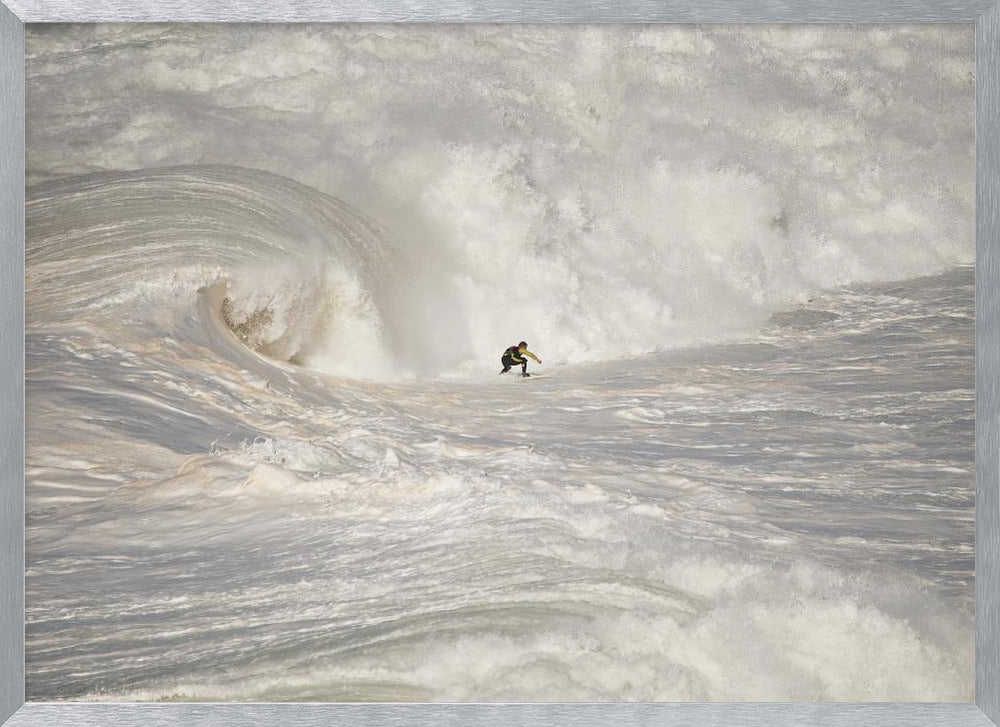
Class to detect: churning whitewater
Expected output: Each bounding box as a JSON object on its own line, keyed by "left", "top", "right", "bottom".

{"left": 24, "top": 24, "right": 974, "bottom": 701}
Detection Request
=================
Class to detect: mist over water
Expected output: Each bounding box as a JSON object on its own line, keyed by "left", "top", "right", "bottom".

{"left": 27, "top": 24, "right": 973, "bottom": 378}
{"left": 24, "top": 25, "right": 974, "bottom": 702}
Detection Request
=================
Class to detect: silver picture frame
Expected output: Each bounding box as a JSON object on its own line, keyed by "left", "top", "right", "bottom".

{"left": 2, "top": 1, "right": 998, "bottom": 725}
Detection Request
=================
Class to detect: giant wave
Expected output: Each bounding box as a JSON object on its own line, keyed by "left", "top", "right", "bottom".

{"left": 27, "top": 158, "right": 972, "bottom": 381}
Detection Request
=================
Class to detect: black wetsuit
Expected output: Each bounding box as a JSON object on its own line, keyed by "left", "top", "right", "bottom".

{"left": 501, "top": 345, "right": 528, "bottom": 374}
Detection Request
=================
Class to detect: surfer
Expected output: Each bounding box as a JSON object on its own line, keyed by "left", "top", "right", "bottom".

{"left": 499, "top": 341, "right": 542, "bottom": 377}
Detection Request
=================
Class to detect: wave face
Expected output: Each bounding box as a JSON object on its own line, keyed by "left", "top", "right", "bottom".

{"left": 25, "top": 24, "right": 974, "bottom": 377}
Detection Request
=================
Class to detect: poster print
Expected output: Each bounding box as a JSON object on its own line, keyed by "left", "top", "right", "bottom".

{"left": 25, "top": 24, "right": 974, "bottom": 701}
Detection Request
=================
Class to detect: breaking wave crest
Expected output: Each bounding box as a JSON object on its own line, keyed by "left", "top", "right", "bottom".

{"left": 27, "top": 157, "right": 971, "bottom": 381}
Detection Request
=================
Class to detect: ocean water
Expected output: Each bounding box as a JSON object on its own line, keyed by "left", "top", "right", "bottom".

{"left": 24, "top": 167, "right": 974, "bottom": 702}
{"left": 23, "top": 24, "right": 974, "bottom": 702}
